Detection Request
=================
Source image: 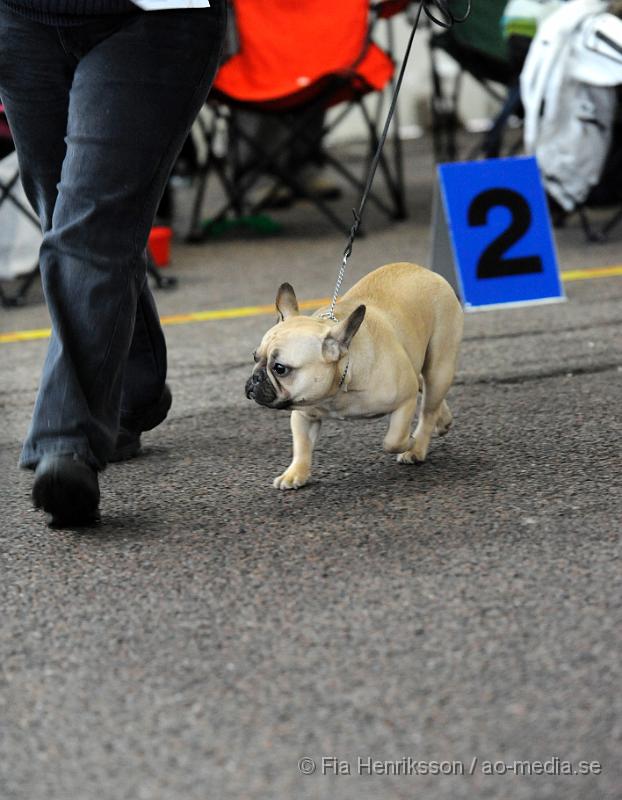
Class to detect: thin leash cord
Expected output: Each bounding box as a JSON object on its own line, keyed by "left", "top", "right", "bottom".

{"left": 324, "top": 0, "right": 471, "bottom": 321}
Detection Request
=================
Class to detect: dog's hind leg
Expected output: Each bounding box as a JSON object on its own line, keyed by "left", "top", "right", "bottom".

{"left": 419, "top": 371, "right": 450, "bottom": 434}
{"left": 398, "top": 323, "right": 461, "bottom": 464}
{"left": 383, "top": 394, "right": 419, "bottom": 454}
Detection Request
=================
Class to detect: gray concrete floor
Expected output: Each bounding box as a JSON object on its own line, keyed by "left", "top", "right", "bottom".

{"left": 1, "top": 136, "right": 621, "bottom": 800}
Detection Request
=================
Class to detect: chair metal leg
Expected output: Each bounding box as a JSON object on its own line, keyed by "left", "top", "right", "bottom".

{"left": 578, "top": 207, "right": 603, "bottom": 242}
{"left": 203, "top": 103, "right": 355, "bottom": 237}
{"left": 578, "top": 204, "right": 622, "bottom": 243}
{"left": 194, "top": 68, "right": 408, "bottom": 237}
{"left": 601, "top": 205, "right": 622, "bottom": 239}
{"left": 238, "top": 131, "right": 353, "bottom": 237}
{"left": 147, "top": 253, "right": 177, "bottom": 289}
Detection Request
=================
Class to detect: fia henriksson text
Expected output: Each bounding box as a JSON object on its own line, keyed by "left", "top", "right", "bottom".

{"left": 299, "top": 756, "right": 602, "bottom": 777}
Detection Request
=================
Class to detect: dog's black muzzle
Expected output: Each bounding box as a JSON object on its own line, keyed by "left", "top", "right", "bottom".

{"left": 245, "top": 367, "right": 277, "bottom": 406}
{"left": 245, "top": 367, "right": 291, "bottom": 409}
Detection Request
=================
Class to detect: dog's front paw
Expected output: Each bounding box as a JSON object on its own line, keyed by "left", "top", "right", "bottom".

{"left": 273, "top": 464, "right": 310, "bottom": 490}
{"left": 396, "top": 449, "right": 425, "bottom": 465}
{"left": 397, "top": 436, "right": 428, "bottom": 464}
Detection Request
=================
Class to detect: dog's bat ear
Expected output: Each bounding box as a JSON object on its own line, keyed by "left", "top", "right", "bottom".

{"left": 322, "top": 304, "right": 366, "bottom": 362}
{"left": 276, "top": 282, "right": 299, "bottom": 321}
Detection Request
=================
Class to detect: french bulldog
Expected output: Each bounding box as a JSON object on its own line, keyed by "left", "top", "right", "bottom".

{"left": 245, "top": 262, "right": 463, "bottom": 489}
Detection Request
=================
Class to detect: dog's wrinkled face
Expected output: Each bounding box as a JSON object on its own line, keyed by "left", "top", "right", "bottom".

{"left": 245, "top": 283, "right": 365, "bottom": 410}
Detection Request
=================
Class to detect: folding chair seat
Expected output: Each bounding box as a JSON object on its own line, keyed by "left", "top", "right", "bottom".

{"left": 429, "top": 0, "right": 519, "bottom": 161}
{"left": 372, "top": 0, "right": 411, "bottom": 18}
{"left": 188, "top": 0, "right": 408, "bottom": 240}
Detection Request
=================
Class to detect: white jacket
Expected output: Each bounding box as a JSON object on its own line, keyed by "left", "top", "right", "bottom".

{"left": 520, "top": 0, "right": 622, "bottom": 209}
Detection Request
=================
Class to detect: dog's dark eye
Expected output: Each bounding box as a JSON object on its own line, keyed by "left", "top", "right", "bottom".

{"left": 272, "top": 363, "right": 290, "bottom": 377}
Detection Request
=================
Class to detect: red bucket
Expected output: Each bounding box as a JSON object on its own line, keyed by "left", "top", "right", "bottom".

{"left": 148, "top": 226, "right": 173, "bottom": 267}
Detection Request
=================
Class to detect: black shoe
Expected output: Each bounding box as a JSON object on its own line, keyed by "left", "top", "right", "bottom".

{"left": 110, "top": 384, "right": 172, "bottom": 463}
{"left": 32, "top": 454, "right": 100, "bottom": 528}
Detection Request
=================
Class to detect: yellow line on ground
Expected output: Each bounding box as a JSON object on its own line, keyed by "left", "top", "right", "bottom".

{"left": 0, "top": 298, "right": 328, "bottom": 344}
{"left": 2, "top": 265, "right": 622, "bottom": 345}
{"left": 159, "top": 298, "right": 327, "bottom": 328}
{"left": 558, "top": 265, "right": 622, "bottom": 282}
{"left": 0, "top": 327, "right": 52, "bottom": 344}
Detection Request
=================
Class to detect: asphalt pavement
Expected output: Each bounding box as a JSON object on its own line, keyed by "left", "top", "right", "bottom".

{"left": 1, "top": 136, "right": 621, "bottom": 800}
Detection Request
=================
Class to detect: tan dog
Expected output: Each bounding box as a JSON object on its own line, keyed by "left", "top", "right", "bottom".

{"left": 245, "top": 262, "right": 463, "bottom": 489}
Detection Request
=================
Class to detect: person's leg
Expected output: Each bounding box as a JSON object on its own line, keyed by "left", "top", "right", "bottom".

{"left": 17, "top": 6, "right": 226, "bottom": 478}
{"left": 121, "top": 285, "right": 168, "bottom": 424}
{"left": 1, "top": 7, "right": 226, "bottom": 524}
{"left": 0, "top": 11, "right": 100, "bottom": 525}
{"left": 111, "top": 280, "right": 172, "bottom": 462}
{"left": 0, "top": 10, "right": 74, "bottom": 236}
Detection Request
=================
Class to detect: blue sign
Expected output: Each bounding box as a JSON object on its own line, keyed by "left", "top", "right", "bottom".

{"left": 431, "top": 156, "right": 564, "bottom": 310}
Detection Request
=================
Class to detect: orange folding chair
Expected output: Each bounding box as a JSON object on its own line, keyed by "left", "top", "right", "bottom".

{"left": 188, "top": 0, "right": 408, "bottom": 239}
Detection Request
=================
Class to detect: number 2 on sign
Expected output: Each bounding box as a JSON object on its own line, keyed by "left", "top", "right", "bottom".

{"left": 468, "top": 188, "right": 543, "bottom": 279}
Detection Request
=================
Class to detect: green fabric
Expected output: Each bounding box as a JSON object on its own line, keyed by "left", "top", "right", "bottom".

{"left": 503, "top": 18, "right": 539, "bottom": 38}
{"left": 451, "top": 0, "right": 510, "bottom": 63}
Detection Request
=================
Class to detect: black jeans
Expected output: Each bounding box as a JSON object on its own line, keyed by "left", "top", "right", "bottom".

{"left": 0, "top": 4, "right": 226, "bottom": 469}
